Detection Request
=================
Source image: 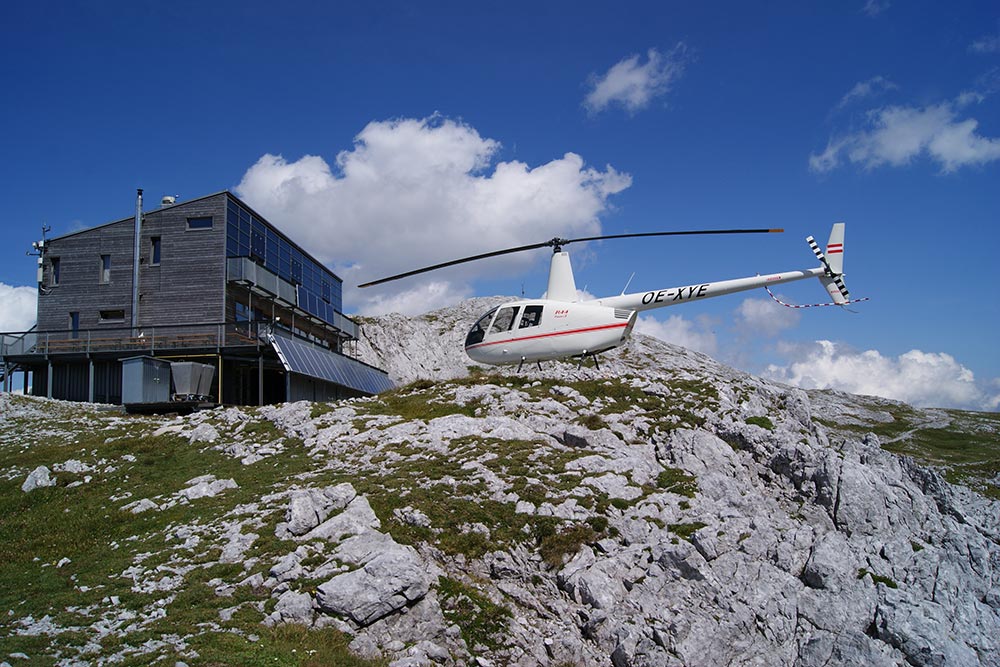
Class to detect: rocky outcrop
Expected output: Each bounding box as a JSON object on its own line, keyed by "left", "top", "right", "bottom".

{"left": 2, "top": 303, "right": 998, "bottom": 667}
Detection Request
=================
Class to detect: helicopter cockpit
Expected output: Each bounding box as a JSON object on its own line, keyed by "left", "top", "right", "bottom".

{"left": 464, "top": 303, "right": 545, "bottom": 347}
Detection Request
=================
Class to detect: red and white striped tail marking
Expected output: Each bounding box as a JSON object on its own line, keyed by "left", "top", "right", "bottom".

{"left": 827, "top": 242, "right": 843, "bottom": 255}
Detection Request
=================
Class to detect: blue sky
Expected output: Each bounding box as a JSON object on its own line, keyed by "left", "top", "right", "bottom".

{"left": 1, "top": 1, "right": 998, "bottom": 410}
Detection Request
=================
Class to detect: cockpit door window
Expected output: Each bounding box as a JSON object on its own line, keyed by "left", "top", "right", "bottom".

{"left": 489, "top": 306, "right": 520, "bottom": 334}
{"left": 519, "top": 305, "right": 543, "bottom": 328}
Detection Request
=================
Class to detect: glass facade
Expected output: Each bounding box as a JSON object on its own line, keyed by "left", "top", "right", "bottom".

{"left": 225, "top": 197, "right": 344, "bottom": 326}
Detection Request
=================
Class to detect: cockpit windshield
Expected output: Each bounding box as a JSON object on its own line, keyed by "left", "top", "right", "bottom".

{"left": 464, "top": 307, "right": 498, "bottom": 347}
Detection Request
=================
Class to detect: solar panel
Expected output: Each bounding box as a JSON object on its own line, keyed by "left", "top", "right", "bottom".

{"left": 269, "top": 333, "right": 394, "bottom": 395}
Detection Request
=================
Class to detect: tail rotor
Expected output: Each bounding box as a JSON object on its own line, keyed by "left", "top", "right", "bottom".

{"left": 768, "top": 222, "right": 868, "bottom": 309}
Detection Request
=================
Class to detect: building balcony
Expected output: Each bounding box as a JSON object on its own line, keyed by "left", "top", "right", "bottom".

{"left": 226, "top": 256, "right": 359, "bottom": 340}
{"left": 1, "top": 322, "right": 265, "bottom": 358}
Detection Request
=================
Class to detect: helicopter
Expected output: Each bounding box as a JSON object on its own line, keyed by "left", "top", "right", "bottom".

{"left": 359, "top": 223, "right": 861, "bottom": 370}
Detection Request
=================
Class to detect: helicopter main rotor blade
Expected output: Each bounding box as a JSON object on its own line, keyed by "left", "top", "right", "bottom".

{"left": 357, "top": 240, "right": 558, "bottom": 288}
{"left": 357, "top": 227, "right": 783, "bottom": 288}
{"left": 565, "top": 228, "right": 784, "bottom": 244}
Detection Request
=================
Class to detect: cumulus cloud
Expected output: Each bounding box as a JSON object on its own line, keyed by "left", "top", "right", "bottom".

{"left": 0, "top": 283, "right": 36, "bottom": 331}
{"left": 734, "top": 296, "right": 800, "bottom": 337}
{"left": 765, "top": 340, "right": 1000, "bottom": 410}
{"left": 635, "top": 313, "right": 718, "bottom": 356}
{"left": 810, "top": 97, "right": 1000, "bottom": 173}
{"left": 235, "top": 116, "right": 631, "bottom": 315}
{"left": 584, "top": 45, "right": 689, "bottom": 114}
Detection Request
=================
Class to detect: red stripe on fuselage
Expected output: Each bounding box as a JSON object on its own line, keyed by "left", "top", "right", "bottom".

{"left": 466, "top": 322, "right": 628, "bottom": 350}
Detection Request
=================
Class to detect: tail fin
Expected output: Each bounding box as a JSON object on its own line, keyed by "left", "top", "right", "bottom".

{"left": 824, "top": 222, "right": 844, "bottom": 275}
{"left": 768, "top": 223, "right": 866, "bottom": 309}
{"left": 808, "top": 222, "right": 851, "bottom": 305}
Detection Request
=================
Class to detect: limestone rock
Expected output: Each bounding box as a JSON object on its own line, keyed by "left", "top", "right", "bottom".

{"left": 301, "top": 495, "right": 380, "bottom": 543}
{"left": 315, "top": 543, "right": 430, "bottom": 626}
{"left": 21, "top": 466, "right": 56, "bottom": 492}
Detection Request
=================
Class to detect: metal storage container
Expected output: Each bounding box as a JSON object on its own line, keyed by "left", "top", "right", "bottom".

{"left": 170, "top": 361, "right": 216, "bottom": 398}
{"left": 121, "top": 356, "right": 172, "bottom": 404}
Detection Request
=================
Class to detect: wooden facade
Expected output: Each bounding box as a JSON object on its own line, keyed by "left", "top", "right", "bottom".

{"left": 38, "top": 194, "right": 229, "bottom": 332}
{"left": 2, "top": 191, "right": 390, "bottom": 405}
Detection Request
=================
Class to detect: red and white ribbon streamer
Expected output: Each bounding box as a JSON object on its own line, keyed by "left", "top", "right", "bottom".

{"left": 765, "top": 285, "right": 870, "bottom": 309}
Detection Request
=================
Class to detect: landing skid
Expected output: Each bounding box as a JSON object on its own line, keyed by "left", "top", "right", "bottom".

{"left": 516, "top": 357, "right": 543, "bottom": 373}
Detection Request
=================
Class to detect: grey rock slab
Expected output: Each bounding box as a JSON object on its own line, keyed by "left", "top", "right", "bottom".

{"left": 301, "top": 496, "right": 381, "bottom": 543}
{"left": 315, "top": 543, "right": 430, "bottom": 626}
{"left": 179, "top": 475, "right": 237, "bottom": 500}
{"left": 270, "top": 590, "right": 315, "bottom": 626}
{"left": 279, "top": 482, "right": 358, "bottom": 538}
{"left": 21, "top": 466, "right": 56, "bottom": 492}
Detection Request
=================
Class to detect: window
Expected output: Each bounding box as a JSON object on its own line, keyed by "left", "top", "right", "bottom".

{"left": 465, "top": 307, "right": 497, "bottom": 347}
{"left": 99, "top": 309, "right": 125, "bottom": 323}
{"left": 100, "top": 255, "right": 111, "bottom": 283}
{"left": 519, "top": 305, "right": 543, "bottom": 328}
{"left": 69, "top": 311, "right": 79, "bottom": 338}
{"left": 490, "top": 306, "right": 519, "bottom": 334}
{"left": 251, "top": 228, "right": 265, "bottom": 261}
{"left": 50, "top": 257, "right": 60, "bottom": 286}
{"left": 187, "top": 216, "right": 213, "bottom": 230}
{"left": 235, "top": 302, "right": 260, "bottom": 323}
{"left": 151, "top": 237, "right": 161, "bottom": 265}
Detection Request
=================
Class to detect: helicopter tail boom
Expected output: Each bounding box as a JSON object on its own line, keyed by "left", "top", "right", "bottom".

{"left": 586, "top": 223, "right": 858, "bottom": 312}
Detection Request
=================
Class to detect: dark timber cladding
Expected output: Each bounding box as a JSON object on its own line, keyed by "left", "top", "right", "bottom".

{"left": 2, "top": 190, "right": 391, "bottom": 405}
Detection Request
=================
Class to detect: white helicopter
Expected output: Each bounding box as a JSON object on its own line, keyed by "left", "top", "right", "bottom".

{"left": 360, "top": 224, "right": 862, "bottom": 370}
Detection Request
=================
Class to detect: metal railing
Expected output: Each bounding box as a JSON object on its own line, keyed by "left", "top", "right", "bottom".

{"left": 1, "top": 321, "right": 266, "bottom": 357}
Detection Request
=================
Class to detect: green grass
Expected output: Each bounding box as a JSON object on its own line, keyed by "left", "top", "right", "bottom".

{"left": 438, "top": 577, "right": 512, "bottom": 654}
{"left": 858, "top": 568, "right": 898, "bottom": 589}
{"left": 745, "top": 415, "right": 774, "bottom": 431}
{"left": 656, "top": 467, "right": 698, "bottom": 498}
{"left": 668, "top": 521, "right": 707, "bottom": 542}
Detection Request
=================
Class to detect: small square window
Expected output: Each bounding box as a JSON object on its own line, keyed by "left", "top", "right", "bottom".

{"left": 187, "top": 216, "right": 213, "bottom": 230}
{"left": 99, "top": 309, "right": 125, "bottom": 323}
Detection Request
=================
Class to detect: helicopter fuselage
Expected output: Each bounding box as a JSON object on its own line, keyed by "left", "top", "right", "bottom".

{"left": 464, "top": 300, "right": 637, "bottom": 365}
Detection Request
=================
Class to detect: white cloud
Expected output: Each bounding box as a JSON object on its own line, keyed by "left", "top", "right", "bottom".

{"left": 970, "top": 32, "right": 1000, "bottom": 54}
{"left": 584, "top": 45, "right": 688, "bottom": 114}
{"left": 810, "top": 99, "right": 1000, "bottom": 173}
{"left": 734, "top": 296, "right": 800, "bottom": 337}
{"left": 635, "top": 313, "right": 717, "bottom": 356}
{"left": 862, "top": 0, "right": 890, "bottom": 17}
{"left": 0, "top": 283, "right": 36, "bottom": 331}
{"left": 765, "top": 340, "right": 1000, "bottom": 410}
{"left": 357, "top": 281, "right": 471, "bottom": 318}
{"left": 834, "top": 76, "right": 897, "bottom": 111}
{"left": 235, "top": 116, "right": 631, "bottom": 315}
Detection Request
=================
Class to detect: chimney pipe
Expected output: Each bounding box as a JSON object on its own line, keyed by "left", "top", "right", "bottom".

{"left": 131, "top": 188, "right": 143, "bottom": 331}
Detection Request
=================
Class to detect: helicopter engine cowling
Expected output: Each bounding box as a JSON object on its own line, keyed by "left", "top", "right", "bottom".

{"left": 464, "top": 300, "right": 637, "bottom": 365}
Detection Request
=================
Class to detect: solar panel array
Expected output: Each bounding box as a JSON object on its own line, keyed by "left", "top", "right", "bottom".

{"left": 269, "top": 333, "right": 394, "bottom": 395}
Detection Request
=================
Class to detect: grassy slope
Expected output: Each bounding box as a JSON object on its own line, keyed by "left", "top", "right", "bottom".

{"left": 1, "top": 375, "right": 997, "bottom": 665}
{"left": 0, "top": 395, "right": 377, "bottom": 667}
